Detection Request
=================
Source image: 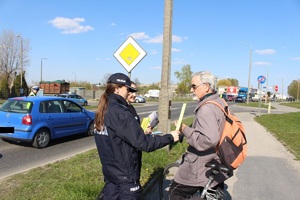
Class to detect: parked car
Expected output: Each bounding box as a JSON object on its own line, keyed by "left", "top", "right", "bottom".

{"left": 58, "top": 94, "right": 88, "bottom": 106}
{"left": 221, "top": 94, "right": 236, "bottom": 101}
{"left": 235, "top": 96, "right": 246, "bottom": 103}
{"left": 250, "top": 96, "right": 259, "bottom": 102}
{"left": 0, "top": 96, "right": 94, "bottom": 148}
{"left": 135, "top": 96, "right": 146, "bottom": 103}
{"left": 286, "top": 96, "right": 295, "bottom": 101}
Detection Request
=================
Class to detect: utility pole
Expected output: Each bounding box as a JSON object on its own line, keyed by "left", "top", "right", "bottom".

{"left": 158, "top": 0, "right": 173, "bottom": 134}
{"left": 297, "top": 80, "right": 299, "bottom": 101}
{"left": 282, "top": 78, "right": 284, "bottom": 100}
{"left": 40, "top": 58, "right": 47, "bottom": 83}
{"left": 241, "top": 42, "right": 252, "bottom": 105}
{"left": 246, "top": 47, "right": 252, "bottom": 104}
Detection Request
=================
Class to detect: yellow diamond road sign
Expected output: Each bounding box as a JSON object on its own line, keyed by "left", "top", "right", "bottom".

{"left": 114, "top": 36, "right": 147, "bottom": 73}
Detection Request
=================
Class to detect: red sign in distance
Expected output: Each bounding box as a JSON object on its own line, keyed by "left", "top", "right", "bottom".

{"left": 275, "top": 85, "right": 278, "bottom": 92}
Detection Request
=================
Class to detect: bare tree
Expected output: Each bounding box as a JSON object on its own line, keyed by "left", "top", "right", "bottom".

{"left": 100, "top": 73, "right": 112, "bottom": 85}
{"left": 0, "top": 30, "right": 30, "bottom": 96}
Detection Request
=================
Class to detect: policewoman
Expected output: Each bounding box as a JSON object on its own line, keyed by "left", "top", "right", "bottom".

{"left": 94, "top": 73, "right": 179, "bottom": 200}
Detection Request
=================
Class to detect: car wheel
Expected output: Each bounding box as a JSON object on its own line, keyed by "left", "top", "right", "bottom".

{"left": 87, "top": 122, "right": 94, "bottom": 136}
{"left": 32, "top": 129, "right": 50, "bottom": 148}
{"left": 135, "top": 99, "right": 140, "bottom": 103}
{"left": 83, "top": 101, "right": 88, "bottom": 106}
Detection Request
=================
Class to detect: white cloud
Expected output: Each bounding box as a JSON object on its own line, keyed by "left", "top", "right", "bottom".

{"left": 145, "top": 35, "right": 163, "bottom": 43}
{"left": 172, "top": 48, "right": 182, "bottom": 52}
{"left": 144, "top": 34, "right": 183, "bottom": 43}
{"left": 253, "top": 61, "right": 273, "bottom": 66}
{"left": 172, "top": 58, "right": 187, "bottom": 65}
{"left": 150, "top": 66, "right": 161, "bottom": 70}
{"left": 172, "top": 35, "right": 182, "bottom": 42}
{"left": 290, "top": 57, "right": 300, "bottom": 60}
{"left": 149, "top": 49, "right": 158, "bottom": 55}
{"left": 255, "top": 49, "right": 276, "bottom": 55}
{"left": 48, "top": 17, "right": 94, "bottom": 34}
{"left": 129, "top": 32, "right": 150, "bottom": 39}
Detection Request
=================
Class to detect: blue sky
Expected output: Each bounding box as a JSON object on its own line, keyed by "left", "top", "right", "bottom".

{"left": 0, "top": 0, "right": 299, "bottom": 95}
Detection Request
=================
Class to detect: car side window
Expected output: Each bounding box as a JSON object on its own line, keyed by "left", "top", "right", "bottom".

{"left": 45, "top": 100, "right": 62, "bottom": 113}
{"left": 63, "top": 100, "right": 82, "bottom": 113}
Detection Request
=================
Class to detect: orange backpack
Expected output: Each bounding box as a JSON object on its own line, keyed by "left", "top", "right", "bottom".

{"left": 205, "top": 100, "right": 247, "bottom": 170}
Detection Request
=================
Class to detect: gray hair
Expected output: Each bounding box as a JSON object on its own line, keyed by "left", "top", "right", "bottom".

{"left": 192, "top": 71, "right": 215, "bottom": 90}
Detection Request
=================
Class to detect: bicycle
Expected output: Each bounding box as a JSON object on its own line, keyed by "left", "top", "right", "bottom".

{"left": 159, "top": 159, "right": 233, "bottom": 200}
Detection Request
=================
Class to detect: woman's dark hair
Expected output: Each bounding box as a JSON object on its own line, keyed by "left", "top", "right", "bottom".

{"left": 95, "top": 83, "right": 121, "bottom": 131}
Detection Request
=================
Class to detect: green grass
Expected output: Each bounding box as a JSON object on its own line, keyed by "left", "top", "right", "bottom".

{"left": 237, "top": 101, "right": 275, "bottom": 109}
{"left": 254, "top": 111, "right": 300, "bottom": 160}
{"left": 0, "top": 119, "right": 191, "bottom": 200}
{"left": 279, "top": 101, "right": 300, "bottom": 109}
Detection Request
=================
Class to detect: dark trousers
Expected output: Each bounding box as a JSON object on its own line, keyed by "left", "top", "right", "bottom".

{"left": 169, "top": 181, "right": 224, "bottom": 200}
{"left": 96, "top": 181, "right": 142, "bottom": 200}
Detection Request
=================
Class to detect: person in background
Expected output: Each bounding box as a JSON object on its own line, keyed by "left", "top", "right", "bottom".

{"left": 29, "top": 86, "right": 39, "bottom": 96}
{"left": 94, "top": 73, "right": 179, "bottom": 200}
{"left": 169, "top": 71, "right": 228, "bottom": 200}
{"left": 126, "top": 81, "right": 152, "bottom": 134}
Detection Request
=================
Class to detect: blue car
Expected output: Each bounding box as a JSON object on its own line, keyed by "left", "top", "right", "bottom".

{"left": 0, "top": 96, "right": 95, "bottom": 148}
{"left": 58, "top": 94, "right": 88, "bottom": 106}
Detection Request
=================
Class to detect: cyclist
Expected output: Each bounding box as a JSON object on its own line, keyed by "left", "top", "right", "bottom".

{"left": 169, "top": 71, "right": 230, "bottom": 199}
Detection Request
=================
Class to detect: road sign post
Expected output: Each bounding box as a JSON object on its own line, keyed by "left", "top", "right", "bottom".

{"left": 257, "top": 75, "right": 267, "bottom": 116}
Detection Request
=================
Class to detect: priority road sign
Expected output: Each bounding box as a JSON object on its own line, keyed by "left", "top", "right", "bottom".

{"left": 114, "top": 36, "right": 147, "bottom": 73}
{"left": 257, "top": 75, "right": 266, "bottom": 84}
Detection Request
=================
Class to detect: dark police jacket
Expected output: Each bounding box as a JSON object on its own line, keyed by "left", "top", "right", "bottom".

{"left": 94, "top": 93, "right": 174, "bottom": 184}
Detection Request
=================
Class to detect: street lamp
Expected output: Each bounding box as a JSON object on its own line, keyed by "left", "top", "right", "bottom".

{"left": 72, "top": 72, "right": 77, "bottom": 86}
{"left": 242, "top": 42, "right": 252, "bottom": 105}
{"left": 16, "top": 35, "right": 23, "bottom": 95}
{"left": 297, "top": 80, "right": 299, "bottom": 101}
{"left": 40, "top": 58, "right": 47, "bottom": 83}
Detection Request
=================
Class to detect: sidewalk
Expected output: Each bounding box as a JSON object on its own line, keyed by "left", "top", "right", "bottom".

{"left": 143, "top": 102, "right": 300, "bottom": 199}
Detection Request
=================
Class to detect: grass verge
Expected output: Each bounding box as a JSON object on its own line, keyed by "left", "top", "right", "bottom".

{"left": 254, "top": 111, "right": 300, "bottom": 160}
{"left": 237, "top": 101, "right": 275, "bottom": 109}
{"left": 279, "top": 101, "right": 300, "bottom": 109}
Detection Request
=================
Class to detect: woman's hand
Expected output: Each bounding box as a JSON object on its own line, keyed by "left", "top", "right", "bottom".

{"left": 170, "top": 130, "right": 180, "bottom": 142}
{"left": 174, "top": 121, "right": 187, "bottom": 132}
{"left": 144, "top": 126, "right": 152, "bottom": 135}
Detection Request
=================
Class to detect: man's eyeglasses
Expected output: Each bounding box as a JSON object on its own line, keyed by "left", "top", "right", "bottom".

{"left": 190, "top": 83, "right": 205, "bottom": 90}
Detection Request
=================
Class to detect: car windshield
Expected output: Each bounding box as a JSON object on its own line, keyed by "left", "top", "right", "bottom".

{"left": 0, "top": 99, "right": 32, "bottom": 113}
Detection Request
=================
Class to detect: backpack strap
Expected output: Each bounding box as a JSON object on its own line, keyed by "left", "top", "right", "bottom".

{"left": 202, "top": 99, "right": 233, "bottom": 125}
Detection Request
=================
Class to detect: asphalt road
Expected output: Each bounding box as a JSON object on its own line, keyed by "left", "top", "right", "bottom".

{"left": 0, "top": 101, "right": 268, "bottom": 180}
